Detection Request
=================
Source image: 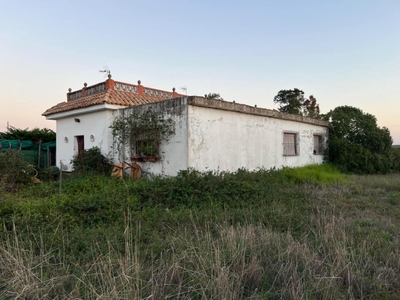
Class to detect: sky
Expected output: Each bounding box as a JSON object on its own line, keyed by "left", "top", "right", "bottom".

{"left": 1, "top": 0, "right": 399, "bottom": 143}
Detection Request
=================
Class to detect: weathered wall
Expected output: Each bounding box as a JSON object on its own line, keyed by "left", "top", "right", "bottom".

{"left": 119, "top": 97, "right": 189, "bottom": 178}
{"left": 56, "top": 110, "right": 115, "bottom": 171}
{"left": 55, "top": 95, "right": 328, "bottom": 175}
{"left": 187, "top": 102, "right": 328, "bottom": 172}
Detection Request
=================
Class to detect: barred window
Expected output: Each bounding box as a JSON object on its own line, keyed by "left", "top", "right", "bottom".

{"left": 283, "top": 132, "right": 298, "bottom": 156}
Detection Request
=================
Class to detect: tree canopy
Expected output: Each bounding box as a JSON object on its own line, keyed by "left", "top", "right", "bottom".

{"left": 0, "top": 126, "right": 56, "bottom": 143}
{"left": 273, "top": 89, "right": 320, "bottom": 118}
{"left": 204, "top": 93, "right": 223, "bottom": 100}
{"left": 323, "top": 106, "right": 394, "bottom": 174}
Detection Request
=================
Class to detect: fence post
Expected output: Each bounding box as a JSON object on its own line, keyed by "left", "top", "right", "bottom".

{"left": 38, "top": 140, "right": 42, "bottom": 169}
{"left": 59, "top": 160, "right": 63, "bottom": 201}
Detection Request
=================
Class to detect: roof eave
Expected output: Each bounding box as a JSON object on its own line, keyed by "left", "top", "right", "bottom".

{"left": 44, "top": 103, "right": 127, "bottom": 120}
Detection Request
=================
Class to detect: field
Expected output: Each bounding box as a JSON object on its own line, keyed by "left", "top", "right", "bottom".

{"left": 0, "top": 165, "right": 399, "bottom": 299}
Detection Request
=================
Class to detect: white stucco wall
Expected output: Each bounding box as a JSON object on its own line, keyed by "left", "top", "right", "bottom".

{"left": 51, "top": 97, "right": 328, "bottom": 176}
{"left": 187, "top": 105, "right": 328, "bottom": 172}
{"left": 55, "top": 109, "right": 116, "bottom": 171}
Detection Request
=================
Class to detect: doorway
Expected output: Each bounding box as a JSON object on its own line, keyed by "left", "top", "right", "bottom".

{"left": 75, "top": 135, "right": 84, "bottom": 155}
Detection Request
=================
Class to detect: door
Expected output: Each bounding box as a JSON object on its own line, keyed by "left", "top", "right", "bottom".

{"left": 75, "top": 135, "right": 84, "bottom": 155}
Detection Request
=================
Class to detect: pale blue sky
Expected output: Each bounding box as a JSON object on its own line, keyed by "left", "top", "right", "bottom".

{"left": 1, "top": 0, "right": 399, "bottom": 143}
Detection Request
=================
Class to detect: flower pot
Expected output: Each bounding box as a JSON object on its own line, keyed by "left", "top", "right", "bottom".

{"left": 143, "top": 156, "right": 158, "bottom": 162}
{"left": 131, "top": 155, "right": 144, "bottom": 162}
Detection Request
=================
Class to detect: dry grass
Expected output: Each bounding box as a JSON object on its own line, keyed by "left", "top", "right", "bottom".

{"left": 1, "top": 170, "right": 399, "bottom": 299}
{"left": 2, "top": 210, "right": 398, "bottom": 299}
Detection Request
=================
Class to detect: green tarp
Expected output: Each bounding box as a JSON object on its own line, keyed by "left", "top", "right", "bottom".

{"left": 0, "top": 139, "right": 56, "bottom": 168}
{"left": 41, "top": 141, "right": 56, "bottom": 150}
{"left": 1, "top": 139, "right": 34, "bottom": 150}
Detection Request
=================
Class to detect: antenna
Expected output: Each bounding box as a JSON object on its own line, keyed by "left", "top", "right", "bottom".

{"left": 99, "top": 65, "right": 111, "bottom": 77}
{"left": 180, "top": 86, "right": 187, "bottom": 95}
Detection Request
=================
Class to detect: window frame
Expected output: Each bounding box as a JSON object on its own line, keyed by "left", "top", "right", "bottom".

{"left": 313, "top": 134, "right": 324, "bottom": 155}
{"left": 283, "top": 131, "right": 299, "bottom": 156}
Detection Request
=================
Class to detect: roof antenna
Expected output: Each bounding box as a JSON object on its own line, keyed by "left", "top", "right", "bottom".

{"left": 99, "top": 66, "right": 111, "bottom": 78}
{"left": 180, "top": 86, "right": 187, "bottom": 95}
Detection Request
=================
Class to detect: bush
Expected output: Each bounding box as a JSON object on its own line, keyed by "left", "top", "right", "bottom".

{"left": 39, "top": 166, "right": 60, "bottom": 181}
{"left": 391, "top": 148, "right": 400, "bottom": 173}
{"left": 0, "top": 150, "right": 36, "bottom": 192}
{"left": 324, "top": 106, "right": 394, "bottom": 174}
{"left": 71, "top": 147, "right": 112, "bottom": 174}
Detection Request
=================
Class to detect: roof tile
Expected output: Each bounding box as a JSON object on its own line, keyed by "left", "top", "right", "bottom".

{"left": 42, "top": 89, "right": 176, "bottom": 116}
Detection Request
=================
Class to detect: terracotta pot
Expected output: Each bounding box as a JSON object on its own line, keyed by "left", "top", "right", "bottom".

{"left": 131, "top": 155, "right": 144, "bottom": 162}
{"left": 144, "top": 156, "right": 158, "bottom": 162}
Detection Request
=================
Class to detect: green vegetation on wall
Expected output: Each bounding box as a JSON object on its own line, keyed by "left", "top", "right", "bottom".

{"left": 110, "top": 108, "right": 174, "bottom": 157}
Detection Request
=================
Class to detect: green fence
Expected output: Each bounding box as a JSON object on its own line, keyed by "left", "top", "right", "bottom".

{"left": 0, "top": 139, "right": 56, "bottom": 168}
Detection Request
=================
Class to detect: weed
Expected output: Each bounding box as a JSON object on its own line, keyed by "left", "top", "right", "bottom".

{"left": 0, "top": 167, "right": 399, "bottom": 299}
{"left": 282, "top": 163, "right": 347, "bottom": 185}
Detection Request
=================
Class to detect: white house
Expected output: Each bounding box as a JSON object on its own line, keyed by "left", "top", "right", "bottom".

{"left": 43, "top": 76, "right": 329, "bottom": 176}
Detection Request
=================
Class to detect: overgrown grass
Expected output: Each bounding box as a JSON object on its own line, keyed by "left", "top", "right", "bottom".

{"left": 282, "top": 163, "right": 347, "bottom": 184}
{"left": 0, "top": 166, "right": 399, "bottom": 299}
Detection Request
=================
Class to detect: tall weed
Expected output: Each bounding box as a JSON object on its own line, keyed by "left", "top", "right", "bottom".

{"left": 282, "top": 163, "right": 347, "bottom": 185}
{"left": 0, "top": 167, "right": 399, "bottom": 299}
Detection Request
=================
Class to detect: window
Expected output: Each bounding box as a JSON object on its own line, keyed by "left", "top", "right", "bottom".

{"left": 135, "top": 138, "right": 159, "bottom": 157}
{"left": 313, "top": 135, "right": 323, "bottom": 155}
{"left": 283, "top": 132, "right": 299, "bottom": 156}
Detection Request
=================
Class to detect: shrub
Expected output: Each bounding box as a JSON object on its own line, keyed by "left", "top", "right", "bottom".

{"left": 71, "top": 147, "right": 112, "bottom": 174}
{"left": 0, "top": 150, "right": 36, "bottom": 192}
{"left": 39, "top": 166, "right": 60, "bottom": 181}
{"left": 324, "top": 106, "right": 394, "bottom": 174}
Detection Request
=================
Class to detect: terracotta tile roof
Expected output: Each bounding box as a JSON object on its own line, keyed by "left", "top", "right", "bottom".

{"left": 42, "top": 80, "right": 182, "bottom": 116}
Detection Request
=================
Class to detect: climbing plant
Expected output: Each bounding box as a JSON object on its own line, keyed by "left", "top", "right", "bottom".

{"left": 110, "top": 108, "right": 174, "bottom": 158}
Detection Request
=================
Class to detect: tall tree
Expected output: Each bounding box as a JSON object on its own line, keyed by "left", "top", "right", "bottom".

{"left": 273, "top": 89, "right": 306, "bottom": 115}
{"left": 204, "top": 93, "right": 223, "bottom": 100}
{"left": 303, "top": 95, "right": 320, "bottom": 118}
{"left": 273, "top": 89, "right": 321, "bottom": 118}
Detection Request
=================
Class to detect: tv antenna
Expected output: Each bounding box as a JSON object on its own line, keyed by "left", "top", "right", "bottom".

{"left": 99, "top": 66, "right": 111, "bottom": 78}
{"left": 180, "top": 86, "right": 187, "bottom": 95}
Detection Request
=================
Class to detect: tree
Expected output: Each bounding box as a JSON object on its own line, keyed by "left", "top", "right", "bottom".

{"left": 273, "top": 89, "right": 306, "bottom": 115}
{"left": 273, "top": 89, "right": 321, "bottom": 118}
{"left": 0, "top": 126, "right": 56, "bottom": 142}
{"left": 204, "top": 93, "right": 223, "bottom": 100}
{"left": 303, "top": 95, "right": 320, "bottom": 118}
{"left": 323, "top": 106, "right": 393, "bottom": 174}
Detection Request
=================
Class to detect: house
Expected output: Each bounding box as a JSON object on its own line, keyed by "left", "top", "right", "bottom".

{"left": 43, "top": 76, "right": 329, "bottom": 176}
{"left": 42, "top": 76, "right": 183, "bottom": 171}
